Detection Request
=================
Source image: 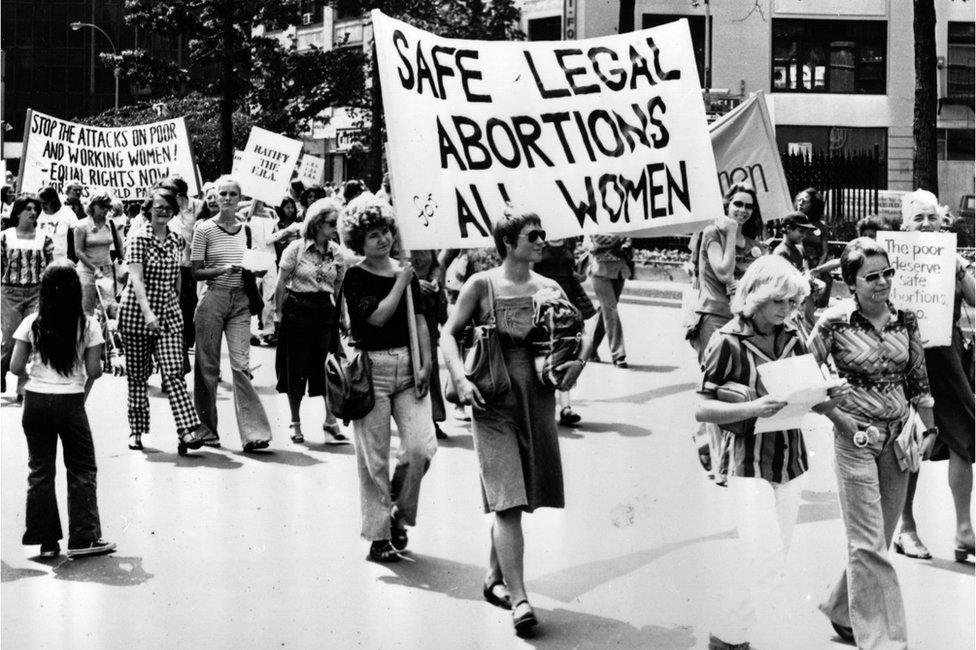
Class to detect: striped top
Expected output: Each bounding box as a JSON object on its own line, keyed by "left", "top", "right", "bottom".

{"left": 698, "top": 316, "right": 809, "bottom": 483}
{"left": 191, "top": 218, "right": 245, "bottom": 288}
{"left": 807, "top": 299, "right": 933, "bottom": 424}
{"left": 1, "top": 228, "right": 54, "bottom": 286}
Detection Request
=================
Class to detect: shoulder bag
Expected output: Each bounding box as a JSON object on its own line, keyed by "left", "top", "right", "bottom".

{"left": 445, "top": 274, "right": 511, "bottom": 404}
{"left": 242, "top": 225, "right": 263, "bottom": 316}
{"left": 325, "top": 283, "right": 374, "bottom": 422}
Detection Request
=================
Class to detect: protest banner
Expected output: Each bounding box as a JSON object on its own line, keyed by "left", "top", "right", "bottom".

{"left": 18, "top": 109, "right": 198, "bottom": 200}
{"left": 231, "top": 149, "right": 245, "bottom": 177}
{"left": 297, "top": 154, "right": 326, "bottom": 187}
{"left": 876, "top": 231, "right": 957, "bottom": 347}
{"left": 238, "top": 127, "right": 303, "bottom": 205}
{"left": 372, "top": 10, "right": 722, "bottom": 249}
{"left": 708, "top": 92, "right": 791, "bottom": 222}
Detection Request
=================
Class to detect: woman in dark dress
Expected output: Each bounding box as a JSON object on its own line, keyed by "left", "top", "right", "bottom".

{"left": 534, "top": 237, "right": 596, "bottom": 425}
{"left": 894, "top": 189, "right": 976, "bottom": 562}
{"left": 441, "top": 211, "right": 591, "bottom": 637}
{"left": 795, "top": 187, "right": 833, "bottom": 308}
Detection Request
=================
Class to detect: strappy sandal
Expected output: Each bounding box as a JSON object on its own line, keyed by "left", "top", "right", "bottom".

{"left": 177, "top": 428, "right": 205, "bottom": 456}
{"left": 289, "top": 422, "right": 304, "bottom": 444}
{"left": 482, "top": 579, "right": 511, "bottom": 610}
{"left": 128, "top": 434, "right": 143, "bottom": 451}
{"left": 368, "top": 540, "right": 400, "bottom": 563}
{"left": 390, "top": 516, "right": 408, "bottom": 552}
{"left": 512, "top": 600, "right": 538, "bottom": 636}
{"left": 558, "top": 407, "right": 581, "bottom": 426}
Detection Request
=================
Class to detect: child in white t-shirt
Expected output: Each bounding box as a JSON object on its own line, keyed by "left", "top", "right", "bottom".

{"left": 10, "top": 261, "right": 115, "bottom": 559}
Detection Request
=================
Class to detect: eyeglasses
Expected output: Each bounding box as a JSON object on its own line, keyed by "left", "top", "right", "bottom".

{"left": 731, "top": 200, "right": 754, "bottom": 210}
{"left": 519, "top": 230, "right": 546, "bottom": 243}
{"left": 151, "top": 205, "right": 174, "bottom": 214}
{"left": 859, "top": 267, "right": 895, "bottom": 283}
{"left": 324, "top": 220, "right": 338, "bottom": 227}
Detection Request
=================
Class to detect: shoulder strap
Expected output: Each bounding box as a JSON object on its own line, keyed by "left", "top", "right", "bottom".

{"left": 109, "top": 219, "right": 123, "bottom": 254}
{"left": 484, "top": 271, "right": 497, "bottom": 325}
{"left": 244, "top": 224, "right": 252, "bottom": 249}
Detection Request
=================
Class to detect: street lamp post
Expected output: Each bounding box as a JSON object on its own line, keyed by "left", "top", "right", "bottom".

{"left": 70, "top": 21, "right": 119, "bottom": 110}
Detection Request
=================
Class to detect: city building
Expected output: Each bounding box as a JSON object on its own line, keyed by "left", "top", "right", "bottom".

{"left": 520, "top": 0, "right": 975, "bottom": 207}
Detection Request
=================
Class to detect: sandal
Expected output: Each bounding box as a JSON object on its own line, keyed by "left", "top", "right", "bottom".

{"left": 482, "top": 579, "right": 511, "bottom": 610}
{"left": 512, "top": 600, "right": 538, "bottom": 636}
{"left": 128, "top": 434, "right": 143, "bottom": 451}
{"left": 200, "top": 432, "right": 221, "bottom": 448}
{"left": 390, "top": 516, "right": 409, "bottom": 552}
{"left": 368, "top": 540, "right": 401, "bottom": 563}
{"left": 177, "top": 428, "right": 205, "bottom": 456}
{"left": 289, "top": 422, "right": 304, "bottom": 444}
{"left": 894, "top": 531, "right": 931, "bottom": 559}
{"left": 558, "top": 406, "right": 581, "bottom": 426}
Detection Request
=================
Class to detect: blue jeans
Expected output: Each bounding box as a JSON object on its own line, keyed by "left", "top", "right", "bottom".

{"left": 193, "top": 285, "right": 272, "bottom": 445}
{"left": 1, "top": 284, "right": 39, "bottom": 395}
{"left": 352, "top": 347, "right": 436, "bottom": 540}
{"left": 21, "top": 391, "right": 102, "bottom": 547}
{"left": 820, "top": 415, "right": 910, "bottom": 650}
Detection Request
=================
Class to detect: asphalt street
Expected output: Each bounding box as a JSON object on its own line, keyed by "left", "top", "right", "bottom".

{"left": 1, "top": 300, "right": 973, "bottom": 649}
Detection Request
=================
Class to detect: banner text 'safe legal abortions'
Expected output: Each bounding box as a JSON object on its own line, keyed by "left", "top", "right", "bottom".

{"left": 19, "top": 110, "right": 198, "bottom": 200}
{"left": 372, "top": 10, "right": 722, "bottom": 249}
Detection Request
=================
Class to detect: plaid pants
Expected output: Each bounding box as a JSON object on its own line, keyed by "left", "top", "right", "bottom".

{"left": 122, "top": 329, "right": 200, "bottom": 437}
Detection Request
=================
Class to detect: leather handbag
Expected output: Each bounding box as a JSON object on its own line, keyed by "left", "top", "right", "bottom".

{"left": 326, "top": 349, "right": 374, "bottom": 422}
{"left": 242, "top": 225, "right": 263, "bottom": 316}
{"left": 714, "top": 381, "right": 758, "bottom": 436}
{"left": 446, "top": 275, "right": 511, "bottom": 404}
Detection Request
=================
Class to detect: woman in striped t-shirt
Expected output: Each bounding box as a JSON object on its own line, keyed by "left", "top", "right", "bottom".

{"left": 190, "top": 175, "right": 272, "bottom": 452}
{"left": 695, "top": 255, "right": 849, "bottom": 650}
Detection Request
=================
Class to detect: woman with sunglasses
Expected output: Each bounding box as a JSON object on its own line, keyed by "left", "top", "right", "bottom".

{"left": 274, "top": 198, "right": 349, "bottom": 445}
{"left": 688, "top": 182, "right": 765, "bottom": 485}
{"left": 442, "top": 211, "right": 590, "bottom": 638}
{"left": 73, "top": 189, "right": 121, "bottom": 317}
{"left": 808, "top": 237, "right": 936, "bottom": 648}
{"left": 893, "top": 190, "right": 975, "bottom": 564}
{"left": 118, "top": 187, "right": 205, "bottom": 453}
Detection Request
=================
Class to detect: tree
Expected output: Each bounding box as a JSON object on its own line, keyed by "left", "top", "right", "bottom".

{"left": 913, "top": 0, "right": 939, "bottom": 194}
{"left": 103, "top": 0, "right": 364, "bottom": 171}
{"left": 75, "top": 92, "right": 254, "bottom": 182}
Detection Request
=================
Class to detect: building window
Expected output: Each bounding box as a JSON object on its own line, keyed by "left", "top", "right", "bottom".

{"left": 642, "top": 14, "right": 711, "bottom": 87}
{"left": 937, "top": 128, "right": 975, "bottom": 161}
{"left": 947, "top": 22, "right": 975, "bottom": 98}
{"left": 772, "top": 19, "right": 886, "bottom": 94}
{"left": 527, "top": 16, "right": 562, "bottom": 41}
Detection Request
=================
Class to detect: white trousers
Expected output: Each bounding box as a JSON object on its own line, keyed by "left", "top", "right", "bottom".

{"left": 711, "top": 475, "right": 803, "bottom": 645}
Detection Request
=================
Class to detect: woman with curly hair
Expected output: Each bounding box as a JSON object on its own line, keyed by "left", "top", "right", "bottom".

{"left": 10, "top": 261, "right": 114, "bottom": 558}
{"left": 339, "top": 199, "right": 436, "bottom": 563}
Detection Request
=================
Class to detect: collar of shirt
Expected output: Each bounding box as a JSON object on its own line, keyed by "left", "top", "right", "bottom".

{"left": 134, "top": 226, "right": 179, "bottom": 247}
{"left": 722, "top": 314, "right": 798, "bottom": 339}
{"left": 846, "top": 297, "right": 900, "bottom": 329}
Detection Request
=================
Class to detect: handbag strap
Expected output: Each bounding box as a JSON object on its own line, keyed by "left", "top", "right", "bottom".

{"left": 484, "top": 271, "right": 497, "bottom": 325}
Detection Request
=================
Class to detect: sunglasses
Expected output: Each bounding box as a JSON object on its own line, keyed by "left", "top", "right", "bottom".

{"left": 859, "top": 267, "right": 895, "bottom": 283}
{"left": 151, "top": 206, "right": 174, "bottom": 214}
{"left": 324, "top": 219, "right": 338, "bottom": 227}
{"left": 731, "top": 200, "right": 754, "bottom": 210}
{"left": 519, "top": 230, "right": 546, "bottom": 243}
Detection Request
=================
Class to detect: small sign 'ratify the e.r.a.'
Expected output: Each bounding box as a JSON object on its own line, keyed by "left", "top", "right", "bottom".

{"left": 238, "top": 127, "right": 303, "bottom": 205}
{"left": 876, "top": 231, "right": 957, "bottom": 348}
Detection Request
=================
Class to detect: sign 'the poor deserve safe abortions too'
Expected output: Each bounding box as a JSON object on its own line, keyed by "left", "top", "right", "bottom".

{"left": 19, "top": 110, "right": 198, "bottom": 200}
{"left": 372, "top": 11, "right": 722, "bottom": 249}
{"left": 876, "top": 231, "right": 957, "bottom": 348}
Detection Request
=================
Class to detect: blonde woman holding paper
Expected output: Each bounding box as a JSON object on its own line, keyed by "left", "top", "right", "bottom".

{"left": 894, "top": 189, "right": 976, "bottom": 564}
{"left": 695, "top": 254, "right": 847, "bottom": 650}
{"left": 808, "top": 237, "right": 937, "bottom": 649}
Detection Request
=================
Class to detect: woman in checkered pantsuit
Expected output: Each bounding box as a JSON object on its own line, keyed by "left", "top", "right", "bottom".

{"left": 118, "top": 188, "right": 205, "bottom": 454}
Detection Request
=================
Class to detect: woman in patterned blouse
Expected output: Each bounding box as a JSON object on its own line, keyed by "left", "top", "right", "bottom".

{"left": 1, "top": 195, "right": 54, "bottom": 399}
{"left": 809, "top": 237, "right": 937, "bottom": 649}
{"left": 273, "top": 198, "right": 348, "bottom": 445}
{"left": 118, "top": 187, "right": 204, "bottom": 454}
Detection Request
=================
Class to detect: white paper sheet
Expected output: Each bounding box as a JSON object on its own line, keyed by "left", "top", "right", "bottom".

{"left": 240, "top": 249, "right": 276, "bottom": 273}
{"left": 753, "top": 354, "right": 840, "bottom": 434}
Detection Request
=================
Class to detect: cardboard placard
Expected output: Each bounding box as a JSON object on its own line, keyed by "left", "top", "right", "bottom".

{"left": 237, "top": 127, "right": 303, "bottom": 205}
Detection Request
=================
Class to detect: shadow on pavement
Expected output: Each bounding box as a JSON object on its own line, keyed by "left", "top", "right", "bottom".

{"left": 231, "top": 449, "right": 323, "bottom": 466}
{"left": 922, "top": 557, "right": 975, "bottom": 576}
{"left": 376, "top": 552, "right": 485, "bottom": 603}
{"left": 575, "top": 422, "right": 652, "bottom": 438}
{"left": 520, "top": 608, "right": 696, "bottom": 649}
{"left": 1, "top": 560, "right": 47, "bottom": 582}
{"left": 529, "top": 530, "right": 736, "bottom": 603}
{"left": 620, "top": 364, "right": 680, "bottom": 374}
{"left": 142, "top": 449, "right": 244, "bottom": 469}
{"left": 597, "top": 382, "right": 699, "bottom": 405}
{"left": 52, "top": 554, "right": 153, "bottom": 586}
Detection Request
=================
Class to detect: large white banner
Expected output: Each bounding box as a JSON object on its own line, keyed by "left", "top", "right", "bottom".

{"left": 373, "top": 11, "right": 722, "bottom": 249}
{"left": 238, "top": 127, "right": 303, "bottom": 206}
{"left": 19, "top": 110, "right": 198, "bottom": 200}
{"left": 876, "top": 231, "right": 957, "bottom": 348}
